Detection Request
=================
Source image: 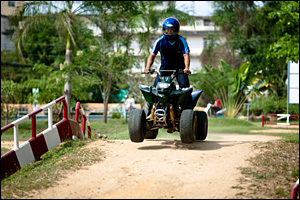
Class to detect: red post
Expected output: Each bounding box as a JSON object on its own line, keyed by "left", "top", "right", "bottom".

{"left": 62, "top": 100, "right": 68, "bottom": 119}
{"left": 262, "top": 115, "right": 264, "bottom": 127}
{"left": 31, "top": 115, "right": 36, "bottom": 139}
{"left": 75, "top": 102, "right": 80, "bottom": 122}
{"left": 82, "top": 115, "right": 86, "bottom": 136}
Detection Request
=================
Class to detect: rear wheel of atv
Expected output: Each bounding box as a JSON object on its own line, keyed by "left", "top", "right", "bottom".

{"left": 195, "top": 111, "right": 208, "bottom": 140}
{"left": 129, "top": 109, "right": 146, "bottom": 142}
{"left": 145, "top": 129, "right": 158, "bottom": 139}
{"left": 180, "top": 109, "right": 196, "bottom": 143}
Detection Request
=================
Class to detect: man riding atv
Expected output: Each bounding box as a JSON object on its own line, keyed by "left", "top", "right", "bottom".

{"left": 144, "top": 17, "right": 192, "bottom": 115}
{"left": 128, "top": 17, "right": 208, "bottom": 144}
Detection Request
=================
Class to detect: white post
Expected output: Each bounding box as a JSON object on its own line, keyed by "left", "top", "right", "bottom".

{"left": 14, "top": 125, "right": 19, "bottom": 149}
{"left": 48, "top": 107, "right": 53, "bottom": 129}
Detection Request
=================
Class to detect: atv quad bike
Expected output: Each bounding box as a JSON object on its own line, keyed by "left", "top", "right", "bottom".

{"left": 128, "top": 69, "right": 208, "bottom": 143}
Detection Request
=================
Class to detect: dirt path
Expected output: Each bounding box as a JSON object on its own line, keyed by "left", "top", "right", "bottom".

{"left": 25, "top": 133, "right": 283, "bottom": 199}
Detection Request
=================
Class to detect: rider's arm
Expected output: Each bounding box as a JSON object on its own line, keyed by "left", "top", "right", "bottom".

{"left": 145, "top": 53, "right": 156, "bottom": 73}
{"left": 183, "top": 53, "right": 191, "bottom": 74}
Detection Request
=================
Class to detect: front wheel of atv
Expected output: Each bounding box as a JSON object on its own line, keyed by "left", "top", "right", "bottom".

{"left": 129, "top": 109, "right": 146, "bottom": 142}
{"left": 195, "top": 111, "right": 208, "bottom": 140}
{"left": 180, "top": 109, "right": 196, "bottom": 143}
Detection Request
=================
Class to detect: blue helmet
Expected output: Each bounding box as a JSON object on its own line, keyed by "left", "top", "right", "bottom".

{"left": 162, "top": 17, "right": 180, "bottom": 40}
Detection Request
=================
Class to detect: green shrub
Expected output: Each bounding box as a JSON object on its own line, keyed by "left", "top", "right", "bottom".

{"left": 111, "top": 107, "right": 122, "bottom": 119}
{"left": 241, "top": 108, "right": 247, "bottom": 116}
{"left": 249, "top": 94, "right": 296, "bottom": 116}
{"left": 111, "top": 112, "right": 122, "bottom": 119}
{"left": 288, "top": 104, "right": 299, "bottom": 115}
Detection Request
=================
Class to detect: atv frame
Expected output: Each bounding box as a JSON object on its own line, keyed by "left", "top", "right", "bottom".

{"left": 129, "top": 69, "right": 208, "bottom": 143}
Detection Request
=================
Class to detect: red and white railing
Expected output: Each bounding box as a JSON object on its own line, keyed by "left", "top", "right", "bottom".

{"left": 0, "top": 96, "right": 85, "bottom": 180}
{"left": 1, "top": 96, "right": 68, "bottom": 149}
{"left": 262, "top": 114, "right": 299, "bottom": 127}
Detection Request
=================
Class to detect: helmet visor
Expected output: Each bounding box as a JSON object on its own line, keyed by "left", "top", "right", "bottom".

{"left": 163, "top": 27, "right": 177, "bottom": 36}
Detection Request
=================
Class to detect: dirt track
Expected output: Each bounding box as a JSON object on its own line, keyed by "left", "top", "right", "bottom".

{"left": 25, "top": 133, "right": 284, "bottom": 199}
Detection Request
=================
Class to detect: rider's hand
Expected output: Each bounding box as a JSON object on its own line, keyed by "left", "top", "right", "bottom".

{"left": 184, "top": 68, "right": 191, "bottom": 74}
{"left": 144, "top": 68, "right": 150, "bottom": 73}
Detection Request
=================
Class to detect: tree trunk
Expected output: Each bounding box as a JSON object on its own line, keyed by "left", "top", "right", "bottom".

{"left": 64, "top": 49, "right": 72, "bottom": 119}
{"left": 102, "top": 73, "right": 112, "bottom": 123}
{"left": 103, "top": 95, "right": 108, "bottom": 123}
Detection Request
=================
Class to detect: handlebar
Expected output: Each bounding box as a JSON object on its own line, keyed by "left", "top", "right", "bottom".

{"left": 143, "top": 69, "right": 156, "bottom": 75}
{"left": 142, "top": 69, "right": 190, "bottom": 75}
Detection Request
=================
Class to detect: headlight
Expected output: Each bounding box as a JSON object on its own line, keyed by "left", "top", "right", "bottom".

{"left": 157, "top": 83, "right": 171, "bottom": 89}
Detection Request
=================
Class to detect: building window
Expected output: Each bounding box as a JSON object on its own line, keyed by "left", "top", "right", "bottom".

{"left": 8, "top": 1, "right": 15, "bottom": 7}
{"left": 204, "top": 19, "right": 214, "bottom": 26}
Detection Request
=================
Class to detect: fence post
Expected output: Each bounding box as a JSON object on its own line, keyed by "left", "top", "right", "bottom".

{"left": 31, "top": 115, "right": 36, "bottom": 139}
{"left": 14, "top": 125, "right": 19, "bottom": 149}
{"left": 47, "top": 107, "right": 52, "bottom": 129}
{"left": 82, "top": 115, "right": 86, "bottom": 136}
{"left": 75, "top": 102, "right": 80, "bottom": 122}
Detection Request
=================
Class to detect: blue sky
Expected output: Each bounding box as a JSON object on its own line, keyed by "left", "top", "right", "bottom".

{"left": 175, "top": 1, "right": 264, "bottom": 16}
{"left": 175, "top": 1, "right": 214, "bottom": 16}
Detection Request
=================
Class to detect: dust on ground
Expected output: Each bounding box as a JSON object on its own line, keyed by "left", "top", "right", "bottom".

{"left": 25, "top": 133, "right": 283, "bottom": 199}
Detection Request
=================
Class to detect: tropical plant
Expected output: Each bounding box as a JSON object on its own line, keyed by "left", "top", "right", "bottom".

{"left": 192, "top": 60, "right": 251, "bottom": 118}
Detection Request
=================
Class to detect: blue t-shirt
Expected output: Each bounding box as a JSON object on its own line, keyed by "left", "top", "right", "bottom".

{"left": 151, "top": 35, "right": 190, "bottom": 69}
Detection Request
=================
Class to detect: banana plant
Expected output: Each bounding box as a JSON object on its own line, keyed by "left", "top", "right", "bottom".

{"left": 192, "top": 59, "right": 251, "bottom": 118}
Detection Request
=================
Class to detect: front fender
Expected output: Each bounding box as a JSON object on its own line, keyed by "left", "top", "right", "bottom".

{"left": 191, "top": 90, "right": 203, "bottom": 109}
{"left": 139, "top": 85, "right": 159, "bottom": 104}
{"left": 139, "top": 85, "right": 194, "bottom": 106}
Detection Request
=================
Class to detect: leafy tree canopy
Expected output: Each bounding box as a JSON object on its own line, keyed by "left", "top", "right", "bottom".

{"left": 201, "top": 1, "right": 299, "bottom": 97}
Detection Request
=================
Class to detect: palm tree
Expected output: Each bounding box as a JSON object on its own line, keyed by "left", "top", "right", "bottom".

{"left": 12, "top": 1, "right": 96, "bottom": 118}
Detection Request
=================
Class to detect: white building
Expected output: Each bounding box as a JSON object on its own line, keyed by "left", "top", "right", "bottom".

{"left": 1, "top": 1, "right": 24, "bottom": 51}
